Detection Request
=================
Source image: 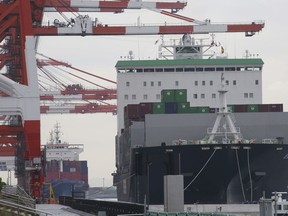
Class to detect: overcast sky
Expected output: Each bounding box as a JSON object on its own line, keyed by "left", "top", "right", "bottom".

{"left": 1, "top": 0, "right": 288, "bottom": 187}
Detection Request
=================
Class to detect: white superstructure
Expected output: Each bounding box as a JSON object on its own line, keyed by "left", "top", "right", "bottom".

{"left": 43, "top": 123, "right": 83, "bottom": 161}
{"left": 116, "top": 35, "right": 263, "bottom": 132}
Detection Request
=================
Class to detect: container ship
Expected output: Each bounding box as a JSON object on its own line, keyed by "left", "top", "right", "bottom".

{"left": 42, "top": 123, "right": 89, "bottom": 199}
{"left": 113, "top": 34, "right": 288, "bottom": 205}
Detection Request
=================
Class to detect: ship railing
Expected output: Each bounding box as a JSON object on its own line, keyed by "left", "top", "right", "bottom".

{"left": 207, "top": 127, "right": 241, "bottom": 135}
{"left": 0, "top": 198, "right": 52, "bottom": 216}
{"left": 1, "top": 185, "right": 36, "bottom": 208}
{"left": 146, "top": 211, "right": 234, "bottom": 216}
{"left": 262, "top": 138, "right": 279, "bottom": 144}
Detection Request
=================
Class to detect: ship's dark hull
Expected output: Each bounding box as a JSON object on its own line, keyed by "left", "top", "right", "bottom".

{"left": 114, "top": 143, "right": 288, "bottom": 204}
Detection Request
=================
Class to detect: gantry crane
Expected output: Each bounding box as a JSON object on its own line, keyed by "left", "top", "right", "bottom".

{"left": 36, "top": 55, "right": 117, "bottom": 114}
{"left": 0, "top": 0, "right": 264, "bottom": 199}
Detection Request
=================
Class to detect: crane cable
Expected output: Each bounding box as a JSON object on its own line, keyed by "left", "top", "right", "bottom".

{"left": 37, "top": 52, "right": 117, "bottom": 85}
{"left": 184, "top": 149, "right": 217, "bottom": 191}
{"left": 236, "top": 149, "right": 246, "bottom": 202}
{"left": 57, "top": 0, "right": 81, "bottom": 26}
{"left": 247, "top": 149, "right": 253, "bottom": 202}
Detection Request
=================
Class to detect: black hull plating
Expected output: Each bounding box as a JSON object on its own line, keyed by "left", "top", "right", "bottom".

{"left": 115, "top": 143, "right": 288, "bottom": 204}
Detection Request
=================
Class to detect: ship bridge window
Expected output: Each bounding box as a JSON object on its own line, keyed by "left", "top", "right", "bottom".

{"left": 255, "top": 80, "right": 259, "bottom": 85}
{"left": 204, "top": 67, "right": 215, "bottom": 72}
{"left": 127, "top": 68, "right": 136, "bottom": 73}
{"left": 245, "top": 67, "right": 254, "bottom": 71}
{"left": 225, "top": 67, "right": 235, "bottom": 71}
{"left": 237, "top": 67, "right": 245, "bottom": 71}
{"left": 196, "top": 67, "right": 203, "bottom": 72}
{"left": 144, "top": 68, "right": 154, "bottom": 72}
{"left": 117, "top": 69, "right": 126, "bottom": 73}
{"left": 155, "top": 68, "right": 163, "bottom": 72}
{"left": 164, "top": 68, "right": 175, "bottom": 72}
{"left": 176, "top": 68, "right": 183, "bottom": 72}
{"left": 216, "top": 67, "right": 224, "bottom": 71}
{"left": 184, "top": 67, "right": 195, "bottom": 72}
{"left": 136, "top": 68, "right": 143, "bottom": 72}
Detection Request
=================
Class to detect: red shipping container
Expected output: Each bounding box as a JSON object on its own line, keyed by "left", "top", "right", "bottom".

{"left": 259, "top": 104, "right": 270, "bottom": 112}
{"left": 139, "top": 103, "right": 153, "bottom": 119}
{"left": 269, "top": 104, "right": 283, "bottom": 112}
{"left": 125, "top": 104, "right": 140, "bottom": 119}
{"left": 234, "top": 104, "right": 247, "bottom": 113}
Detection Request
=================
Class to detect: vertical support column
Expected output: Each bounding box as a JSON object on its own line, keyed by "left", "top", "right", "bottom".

{"left": 164, "top": 175, "right": 184, "bottom": 212}
{"left": 18, "top": 0, "right": 42, "bottom": 198}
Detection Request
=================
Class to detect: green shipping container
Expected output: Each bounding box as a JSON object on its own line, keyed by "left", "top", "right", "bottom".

{"left": 189, "top": 107, "right": 199, "bottom": 113}
{"left": 248, "top": 104, "right": 259, "bottom": 112}
{"left": 174, "top": 89, "right": 187, "bottom": 102}
{"left": 152, "top": 102, "right": 165, "bottom": 114}
{"left": 178, "top": 102, "right": 190, "bottom": 113}
{"left": 197, "top": 106, "right": 210, "bottom": 113}
{"left": 161, "top": 89, "right": 175, "bottom": 102}
{"left": 227, "top": 105, "right": 234, "bottom": 112}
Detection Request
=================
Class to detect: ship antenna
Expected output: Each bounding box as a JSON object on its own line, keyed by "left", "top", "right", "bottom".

{"left": 207, "top": 73, "right": 243, "bottom": 144}
{"left": 54, "top": 122, "right": 61, "bottom": 144}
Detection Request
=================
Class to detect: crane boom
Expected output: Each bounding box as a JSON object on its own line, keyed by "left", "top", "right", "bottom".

{"left": 34, "top": 16, "right": 264, "bottom": 36}
{"left": 43, "top": 0, "right": 187, "bottom": 11}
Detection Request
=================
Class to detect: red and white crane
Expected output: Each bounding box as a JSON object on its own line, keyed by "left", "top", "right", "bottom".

{"left": 0, "top": 0, "right": 264, "bottom": 199}
{"left": 37, "top": 56, "right": 117, "bottom": 114}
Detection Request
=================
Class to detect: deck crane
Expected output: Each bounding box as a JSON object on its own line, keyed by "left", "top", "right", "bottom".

{"left": 0, "top": 0, "right": 264, "bottom": 199}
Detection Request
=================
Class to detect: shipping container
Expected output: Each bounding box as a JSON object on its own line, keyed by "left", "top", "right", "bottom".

{"left": 165, "top": 102, "right": 178, "bottom": 113}
{"left": 258, "top": 104, "right": 270, "bottom": 112}
{"left": 189, "top": 107, "right": 199, "bottom": 113}
{"left": 209, "top": 108, "right": 217, "bottom": 113}
{"left": 177, "top": 102, "right": 190, "bottom": 113}
{"left": 197, "top": 106, "right": 210, "bottom": 113}
{"left": 227, "top": 105, "right": 234, "bottom": 113}
{"left": 247, "top": 104, "right": 259, "bottom": 112}
{"left": 233, "top": 104, "right": 247, "bottom": 113}
{"left": 174, "top": 89, "right": 187, "bottom": 102}
{"left": 269, "top": 104, "right": 283, "bottom": 112}
{"left": 139, "top": 103, "right": 153, "bottom": 119}
{"left": 161, "top": 90, "right": 175, "bottom": 102}
{"left": 152, "top": 103, "right": 165, "bottom": 114}
{"left": 124, "top": 104, "right": 140, "bottom": 119}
